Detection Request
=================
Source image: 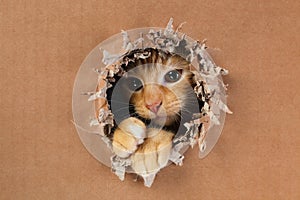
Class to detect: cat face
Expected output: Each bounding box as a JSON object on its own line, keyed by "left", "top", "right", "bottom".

{"left": 107, "top": 49, "right": 200, "bottom": 133}
{"left": 125, "top": 63, "right": 194, "bottom": 126}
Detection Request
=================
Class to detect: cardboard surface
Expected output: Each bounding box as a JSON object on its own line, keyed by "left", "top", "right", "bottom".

{"left": 1, "top": 0, "right": 299, "bottom": 199}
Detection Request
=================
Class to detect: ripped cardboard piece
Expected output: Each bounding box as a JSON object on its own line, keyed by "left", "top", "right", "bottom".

{"left": 81, "top": 18, "right": 231, "bottom": 187}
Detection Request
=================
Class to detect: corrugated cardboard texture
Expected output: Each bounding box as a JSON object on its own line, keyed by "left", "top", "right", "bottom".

{"left": 1, "top": 0, "right": 299, "bottom": 199}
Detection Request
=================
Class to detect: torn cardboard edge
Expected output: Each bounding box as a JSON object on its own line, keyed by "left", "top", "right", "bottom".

{"left": 81, "top": 18, "right": 231, "bottom": 187}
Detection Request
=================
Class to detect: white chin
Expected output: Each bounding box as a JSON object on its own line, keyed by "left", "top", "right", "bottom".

{"left": 154, "top": 115, "right": 174, "bottom": 126}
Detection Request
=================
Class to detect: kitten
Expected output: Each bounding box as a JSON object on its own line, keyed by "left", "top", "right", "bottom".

{"left": 106, "top": 48, "right": 201, "bottom": 175}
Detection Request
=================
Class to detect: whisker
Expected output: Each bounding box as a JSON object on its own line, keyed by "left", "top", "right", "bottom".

{"left": 111, "top": 106, "right": 134, "bottom": 114}
{"left": 108, "top": 99, "right": 135, "bottom": 106}
{"left": 114, "top": 112, "right": 138, "bottom": 119}
{"left": 174, "top": 91, "right": 198, "bottom": 97}
{"left": 176, "top": 95, "right": 198, "bottom": 101}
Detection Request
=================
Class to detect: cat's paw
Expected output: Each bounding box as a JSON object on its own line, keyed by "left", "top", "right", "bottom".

{"left": 131, "top": 128, "right": 174, "bottom": 175}
{"left": 112, "top": 117, "right": 146, "bottom": 158}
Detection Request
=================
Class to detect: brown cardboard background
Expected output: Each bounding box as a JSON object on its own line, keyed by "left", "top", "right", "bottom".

{"left": 1, "top": 0, "right": 299, "bottom": 199}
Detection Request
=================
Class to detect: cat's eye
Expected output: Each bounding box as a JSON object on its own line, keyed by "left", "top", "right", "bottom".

{"left": 164, "top": 70, "right": 182, "bottom": 83}
{"left": 126, "top": 77, "right": 143, "bottom": 91}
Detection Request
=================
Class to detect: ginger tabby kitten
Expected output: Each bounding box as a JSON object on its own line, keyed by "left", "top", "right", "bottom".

{"left": 107, "top": 48, "right": 200, "bottom": 175}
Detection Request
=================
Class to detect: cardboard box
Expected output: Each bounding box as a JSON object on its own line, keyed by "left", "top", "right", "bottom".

{"left": 1, "top": 0, "right": 299, "bottom": 199}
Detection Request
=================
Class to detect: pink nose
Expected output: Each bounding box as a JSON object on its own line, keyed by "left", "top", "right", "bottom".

{"left": 146, "top": 101, "right": 162, "bottom": 113}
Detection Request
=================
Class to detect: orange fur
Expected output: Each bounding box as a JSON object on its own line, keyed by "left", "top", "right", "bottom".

{"left": 131, "top": 128, "right": 173, "bottom": 174}
{"left": 112, "top": 50, "right": 195, "bottom": 174}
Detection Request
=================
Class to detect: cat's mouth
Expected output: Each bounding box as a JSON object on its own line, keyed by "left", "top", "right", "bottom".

{"left": 146, "top": 106, "right": 180, "bottom": 126}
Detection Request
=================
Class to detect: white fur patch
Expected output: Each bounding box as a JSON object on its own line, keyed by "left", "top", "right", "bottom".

{"left": 128, "top": 124, "right": 146, "bottom": 139}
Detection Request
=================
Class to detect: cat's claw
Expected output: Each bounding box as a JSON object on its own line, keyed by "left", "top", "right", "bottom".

{"left": 112, "top": 117, "right": 146, "bottom": 158}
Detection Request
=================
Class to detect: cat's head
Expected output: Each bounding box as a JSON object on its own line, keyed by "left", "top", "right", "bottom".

{"left": 107, "top": 48, "right": 200, "bottom": 131}
{"left": 126, "top": 64, "right": 194, "bottom": 127}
